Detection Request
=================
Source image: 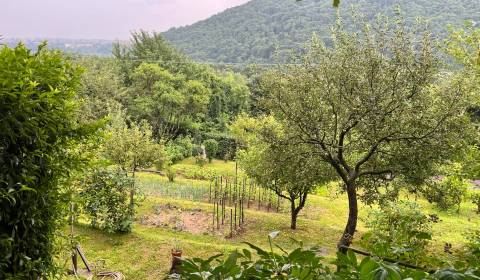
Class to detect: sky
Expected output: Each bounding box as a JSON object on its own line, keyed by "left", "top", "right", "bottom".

{"left": 1, "top": 0, "right": 251, "bottom": 40}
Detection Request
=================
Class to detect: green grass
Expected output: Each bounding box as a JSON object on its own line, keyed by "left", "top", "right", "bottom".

{"left": 70, "top": 160, "right": 480, "bottom": 279}
{"left": 171, "top": 158, "right": 244, "bottom": 180}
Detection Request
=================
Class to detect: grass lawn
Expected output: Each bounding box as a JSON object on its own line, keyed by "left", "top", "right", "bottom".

{"left": 69, "top": 160, "right": 480, "bottom": 279}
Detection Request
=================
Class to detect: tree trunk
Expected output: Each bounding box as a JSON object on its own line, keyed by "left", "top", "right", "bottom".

{"left": 338, "top": 181, "right": 358, "bottom": 253}
{"left": 290, "top": 199, "right": 298, "bottom": 230}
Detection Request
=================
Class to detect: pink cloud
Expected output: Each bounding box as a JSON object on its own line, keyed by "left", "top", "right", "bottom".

{"left": 1, "top": 0, "right": 251, "bottom": 39}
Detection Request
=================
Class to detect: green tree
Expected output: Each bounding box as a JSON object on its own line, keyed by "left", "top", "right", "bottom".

{"left": 103, "top": 109, "right": 165, "bottom": 209}
{"left": 260, "top": 17, "right": 473, "bottom": 250}
{"left": 232, "top": 115, "right": 332, "bottom": 229}
{"left": 114, "top": 31, "right": 250, "bottom": 143}
{"left": 0, "top": 44, "right": 95, "bottom": 278}
{"left": 81, "top": 169, "right": 135, "bottom": 233}
{"left": 128, "top": 62, "right": 211, "bottom": 141}
{"left": 76, "top": 57, "right": 124, "bottom": 122}
{"left": 203, "top": 139, "right": 219, "bottom": 162}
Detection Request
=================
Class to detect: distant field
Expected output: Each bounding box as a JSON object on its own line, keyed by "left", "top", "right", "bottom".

{"left": 70, "top": 159, "right": 480, "bottom": 279}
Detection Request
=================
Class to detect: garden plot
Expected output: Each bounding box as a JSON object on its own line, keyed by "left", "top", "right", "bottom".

{"left": 139, "top": 203, "right": 211, "bottom": 234}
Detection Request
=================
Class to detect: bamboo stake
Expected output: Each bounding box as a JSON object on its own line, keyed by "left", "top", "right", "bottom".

{"left": 230, "top": 209, "right": 233, "bottom": 238}
{"left": 234, "top": 202, "right": 237, "bottom": 230}
{"left": 216, "top": 200, "right": 220, "bottom": 230}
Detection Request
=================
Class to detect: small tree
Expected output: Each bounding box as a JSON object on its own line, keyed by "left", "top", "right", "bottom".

{"left": 203, "top": 139, "right": 219, "bottom": 163}
{"left": 232, "top": 116, "right": 332, "bottom": 229}
{"left": 260, "top": 16, "right": 473, "bottom": 250}
{"left": 103, "top": 109, "right": 165, "bottom": 209}
{"left": 81, "top": 169, "right": 135, "bottom": 233}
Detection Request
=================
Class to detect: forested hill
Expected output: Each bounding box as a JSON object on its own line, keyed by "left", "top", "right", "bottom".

{"left": 163, "top": 0, "right": 480, "bottom": 63}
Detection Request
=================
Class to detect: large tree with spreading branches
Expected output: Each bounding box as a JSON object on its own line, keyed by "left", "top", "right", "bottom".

{"left": 260, "top": 16, "right": 474, "bottom": 250}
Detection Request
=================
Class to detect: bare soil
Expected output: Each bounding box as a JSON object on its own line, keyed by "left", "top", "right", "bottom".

{"left": 139, "top": 204, "right": 211, "bottom": 234}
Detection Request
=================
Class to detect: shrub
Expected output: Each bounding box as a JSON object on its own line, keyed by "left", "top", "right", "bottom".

{"left": 461, "top": 230, "right": 480, "bottom": 265}
{"left": 361, "top": 201, "right": 435, "bottom": 264}
{"left": 424, "top": 176, "right": 469, "bottom": 212}
{"left": 81, "top": 169, "right": 135, "bottom": 233}
{"left": 178, "top": 232, "right": 332, "bottom": 279}
{"left": 166, "top": 136, "right": 194, "bottom": 163}
{"left": 166, "top": 167, "right": 176, "bottom": 182}
{"left": 471, "top": 192, "right": 480, "bottom": 214}
{"left": 202, "top": 132, "right": 237, "bottom": 159}
{"left": 203, "top": 139, "right": 219, "bottom": 162}
{"left": 176, "top": 233, "right": 480, "bottom": 280}
{"left": 0, "top": 44, "right": 92, "bottom": 278}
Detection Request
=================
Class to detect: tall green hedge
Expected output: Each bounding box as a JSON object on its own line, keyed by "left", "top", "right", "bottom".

{"left": 0, "top": 43, "right": 89, "bottom": 278}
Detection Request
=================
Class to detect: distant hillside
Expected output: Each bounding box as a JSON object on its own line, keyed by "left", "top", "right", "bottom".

{"left": 163, "top": 0, "right": 480, "bottom": 63}
{"left": 3, "top": 38, "right": 115, "bottom": 56}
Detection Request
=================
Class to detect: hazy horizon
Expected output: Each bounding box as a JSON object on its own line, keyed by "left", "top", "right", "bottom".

{"left": 1, "top": 0, "right": 251, "bottom": 40}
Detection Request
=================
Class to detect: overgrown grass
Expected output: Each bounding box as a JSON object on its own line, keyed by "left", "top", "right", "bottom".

{"left": 70, "top": 161, "right": 480, "bottom": 279}
{"left": 172, "top": 158, "right": 244, "bottom": 180}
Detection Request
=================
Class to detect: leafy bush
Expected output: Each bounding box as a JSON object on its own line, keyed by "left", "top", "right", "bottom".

{"left": 176, "top": 233, "right": 480, "bottom": 280}
{"left": 0, "top": 44, "right": 93, "bottom": 278}
{"left": 424, "top": 176, "right": 469, "bottom": 212}
{"left": 361, "top": 201, "right": 435, "bottom": 264}
{"left": 166, "top": 167, "right": 176, "bottom": 182}
{"left": 202, "top": 132, "right": 237, "bottom": 160}
{"left": 471, "top": 192, "right": 480, "bottom": 214}
{"left": 81, "top": 169, "right": 135, "bottom": 233}
{"left": 462, "top": 230, "right": 480, "bottom": 267}
{"left": 178, "top": 232, "right": 332, "bottom": 279}
{"left": 166, "top": 136, "right": 194, "bottom": 164}
{"left": 203, "top": 139, "right": 219, "bottom": 162}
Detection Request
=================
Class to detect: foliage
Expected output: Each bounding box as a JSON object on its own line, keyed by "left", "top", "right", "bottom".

{"left": 471, "top": 193, "right": 480, "bottom": 214}
{"left": 177, "top": 233, "right": 480, "bottom": 280}
{"left": 202, "top": 132, "right": 237, "bottom": 160}
{"left": 103, "top": 108, "right": 165, "bottom": 175}
{"left": 232, "top": 115, "right": 333, "bottom": 229}
{"left": 103, "top": 108, "right": 165, "bottom": 209}
{"left": 424, "top": 176, "right": 470, "bottom": 212}
{"left": 361, "top": 201, "right": 435, "bottom": 264}
{"left": 81, "top": 169, "right": 135, "bottom": 233}
{"left": 127, "top": 62, "right": 211, "bottom": 141}
{"left": 463, "top": 230, "right": 480, "bottom": 267}
{"left": 166, "top": 167, "right": 176, "bottom": 182}
{"left": 178, "top": 232, "right": 332, "bottom": 279}
{"left": 258, "top": 14, "right": 474, "bottom": 249}
{"left": 166, "top": 136, "right": 194, "bottom": 164}
{"left": 163, "top": 0, "right": 480, "bottom": 63}
{"left": 203, "top": 139, "right": 219, "bottom": 162}
{"left": 113, "top": 31, "right": 250, "bottom": 142}
{"left": 0, "top": 43, "right": 94, "bottom": 278}
{"left": 76, "top": 56, "right": 124, "bottom": 122}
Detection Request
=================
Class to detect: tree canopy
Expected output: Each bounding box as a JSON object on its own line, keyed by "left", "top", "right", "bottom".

{"left": 259, "top": 16, "right": 474, "bottom": 249}
{"left": 232, "top": 115, "right": 333, "bottom": 229}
